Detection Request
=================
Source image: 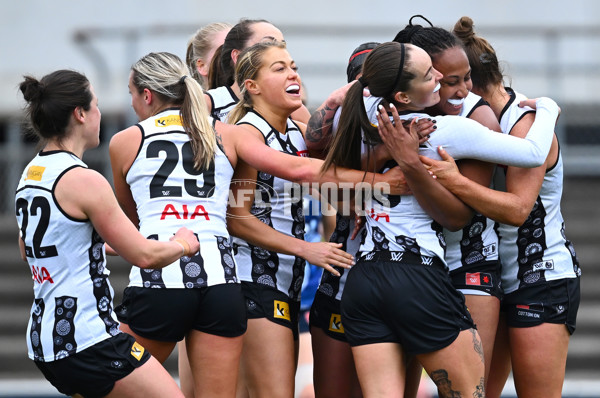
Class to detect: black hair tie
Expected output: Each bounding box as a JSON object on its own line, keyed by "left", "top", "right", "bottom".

{"left": 358, "top": 76, "right": 368, "bottom": 87}
{"left": 388, "top": 43, "right": 405, "bottom": 96}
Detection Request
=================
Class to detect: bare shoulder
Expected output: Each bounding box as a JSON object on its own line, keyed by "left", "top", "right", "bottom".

{"left": 469, "top": 105, "right": 501, "bottom": 132}
{"left": 55, "top": 167, "right": 113, "bottom": 219}
{"left": 293, "top": 120, "right": 307, "bottom": 135}
{"left": 110, "top": 125, "right": 142, "bottom": 148}
{"left": 109, "top": 125, "right": 142, "bottom": 173}
{"left": 510, "top": 112, "right": 536, "bottom": 139}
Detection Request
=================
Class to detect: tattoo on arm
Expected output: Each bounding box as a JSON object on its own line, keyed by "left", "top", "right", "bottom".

{"left": 306, "top": 106, "right": 335, "bottom": 145}
{"left": 215, "top": 131, "right": 227, "bottom": 159}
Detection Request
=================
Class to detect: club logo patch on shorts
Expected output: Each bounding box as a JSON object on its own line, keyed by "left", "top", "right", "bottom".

{"left": 130, "top": 341, "right": 145, "bottom": 361}
{"left": 328, "top": 314, "right": 345, "bottom": 334}
{"left": 465, "top": 272, "right": 493, "bottom": 287}
{"left": 274, "top": 300, "right": 290, "bottom": 321}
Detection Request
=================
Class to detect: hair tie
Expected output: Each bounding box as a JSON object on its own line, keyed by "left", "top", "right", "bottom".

{"left": 179, "top": 75, "right": 188, "bottom": 84}
{"left": 409, "top": 14, "right": 433, "bottom": 27}
{"left": 358, "top": 76, "right": 367, "bottom": 87}
{"left": 479, "top": 53, "right": 494, "bottom": 64}
{"left": 389, "top": 43, "right": 406, "bottom": 96}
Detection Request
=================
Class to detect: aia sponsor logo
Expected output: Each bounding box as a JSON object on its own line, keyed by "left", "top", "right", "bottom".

{"left": 31, "top": 265, "right": 54, "bottom": 284}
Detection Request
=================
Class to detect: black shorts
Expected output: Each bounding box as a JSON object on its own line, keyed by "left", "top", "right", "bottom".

{"left": 449, "top": 260, "right": 503, "bottom": 299}
{"left": 35, "top": 333, "right": 150, "bottom": 398}
{"left": 242, "top": 281, "right": 301, "bottom": 340}
{"left": 116, "top": 284, "right": 247, "bottom": 341}
{"left": 309, "top": 291, "right": 347, "bottom": 342}
{"left": 502, "top": 276, "right": 580, "bottom": 334}
{"left": 341, "top": 252, "right": 474, "bottom": 355}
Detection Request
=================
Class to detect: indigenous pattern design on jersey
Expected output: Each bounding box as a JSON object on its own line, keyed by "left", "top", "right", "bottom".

{"left": 126, "top": 108, "right": 237, "bottom": 288}
{"left": 357, "top": 95, "right": 559, "bottom": 264}
{"left": 233, "top": 110, "right": 308, "bottom": 301}
{"left": 205, "top": 85, "right": 238, "bottom": 123}
{"left": 495, "top": 88, "right": 580, "bottom": 294}
{"left": 317, "top": 214, "right": 365, "bottom": 301}
{"left": 444, "top": 92, "right": 499, "bottom": 273}
{"left": 15, "top": 151, "right": 120, "bottom": 362}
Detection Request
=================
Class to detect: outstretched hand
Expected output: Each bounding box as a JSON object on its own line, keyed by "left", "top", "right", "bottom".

{"left": 519, "top": 97, "right": 561, "bottom": 124}
{"left": 376, "top": 103, "right": 421, "bottom": 169}
{"left": 404, "top": 117, "right": 436, "bottom": 144}
{"left": 303, "top": 241, "right": 355, "bottom": 276}
{"left": 419, "top": 146, "right": 460, "bottom": 185}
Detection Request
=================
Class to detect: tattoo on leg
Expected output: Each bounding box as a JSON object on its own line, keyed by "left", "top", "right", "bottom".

{"left": 470, "top": 329, "right": 484, "bottom": 364}
{"left": 430, "top": 369, "right": 462, "bottom": 398}
{"left": 473, "top": 377, "right": 485, "bottom": 398}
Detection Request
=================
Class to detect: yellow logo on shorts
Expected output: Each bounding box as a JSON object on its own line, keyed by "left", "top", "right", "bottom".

{"left": 25, "top": 165, "right": 45, "bottom": 181}
{"left": 130, "top": 341, "right": 145, "bottom": 361}
{"left": 155, "top": 114, "right": 182, "bottom": 128}
{"left": 274, "top": 300, "right": 290, "bottom": 321}
{"left": 328, "top": 314, "right": 345, "bottom": 333}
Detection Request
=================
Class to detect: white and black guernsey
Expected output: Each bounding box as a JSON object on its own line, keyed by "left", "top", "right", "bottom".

{"left": 495, "top": 88, "right": 580, "bottom": 294}
{"left": 126, "top": 108, "right": 237, "bottom": 289}
{"left": 444, "top": 92, "right": 499, "bottom": 276}
{"left": 15, "top": 151, "right": 120, "bottom": 362}
{"left": 358, "top": 95, "right": 560, "bottom": 266}
{"left": 233, "top": 110, "right": 309, "bottom": 302}
{"left": 317, "top": 215, "right": 364, "bottom": 301}
{"left": 205, "top": 85, "right": 238, "bottom": 123}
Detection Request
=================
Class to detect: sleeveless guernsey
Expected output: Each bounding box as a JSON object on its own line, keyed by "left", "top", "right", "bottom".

{"left": 495, "top": 88, "right": 580, "bottom": 294}
{"left": 205, "top": 85, "right": 238, "bottom": 123}
{"left": 233, "top": 110, "right": 308, "bottom": 301}
{"left": 359, "top": 96, "right": 559, "bottom": 264}
{"left": 16, "top": 151, "right": 120, "bottom": 362}
{"left": 443, "top": 92, "right": 499, "bottom": 277}
{"left": 126, "top": 108, "right": 237, "bottom": 288}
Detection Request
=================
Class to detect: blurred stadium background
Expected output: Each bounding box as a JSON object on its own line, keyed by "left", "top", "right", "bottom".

{"left": 1, "top": 1, "right": 598, "bottom": 396}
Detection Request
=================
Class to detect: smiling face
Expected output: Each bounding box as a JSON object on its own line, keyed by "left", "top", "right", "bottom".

{"left": 430, "top": 46, "right": 473, "bottom": 115}
{"left": 249, "top": 46, "right": 302, "bottom": 115}
{"left": 399, "top": 45, "right": 443, "bottom": 111}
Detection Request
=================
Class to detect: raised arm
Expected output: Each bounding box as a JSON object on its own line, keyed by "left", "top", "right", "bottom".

{"left": 436, "top": 97, "right": 559, "bottom": 167}
{"left": 376, "top": 104, "right": 473, "bottom": 231}
{"left": 304, "top": 82, "right": 355, "bottom": 158}
{"left": 421, "top": 142, "right": 550, "bottom": 226}
{"left": 226, "top": 158, "right": 354, "bottom": 276}
{"left": 218, "top": 122, "right": 407, "bottom": 194}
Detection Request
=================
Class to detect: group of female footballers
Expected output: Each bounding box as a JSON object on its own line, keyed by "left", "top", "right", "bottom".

{"left": 15, "top": 14, "right": 580, "bottom": 398}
